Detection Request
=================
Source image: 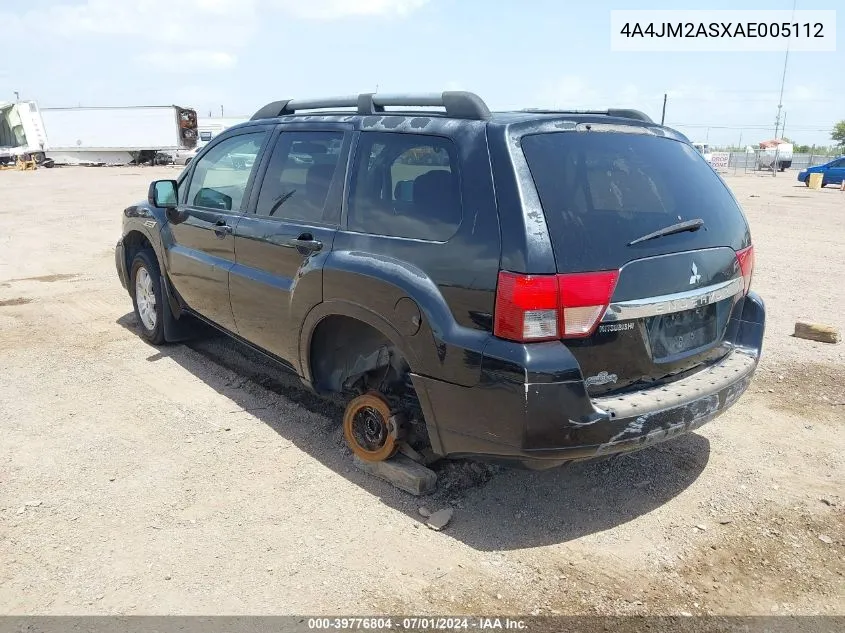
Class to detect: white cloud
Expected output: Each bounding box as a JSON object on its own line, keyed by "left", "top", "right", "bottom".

{"left": 2, "top": 0, "right": 258, "bottom": 45}
{"left": 0, "top": 0, "right": 427, "bottom": 74}
{"left": 273, "top": 0, "right": 428, "bottom": 19}
{"left": 135, "top": 50, "right": 238, "bottom": 73}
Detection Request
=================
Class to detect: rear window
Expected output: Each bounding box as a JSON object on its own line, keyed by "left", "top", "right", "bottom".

{"left": 521, "top": 132, "right": 746, "bottom": 271}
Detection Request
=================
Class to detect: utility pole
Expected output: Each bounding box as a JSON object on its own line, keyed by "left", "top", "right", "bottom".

{"left": 774, "top": 0, "right": 797, "bottom": 138}
{"left": 220, "top": 105, "right": 224, "bottom": 117}
{"left": 781, "top": 111, "right": 787, "bottom": 139}
{"left": 661, "top": 93, "right": 667, "bottom": 125}
{"left": 14, "top": 91, "right": 19, "bottom": 102}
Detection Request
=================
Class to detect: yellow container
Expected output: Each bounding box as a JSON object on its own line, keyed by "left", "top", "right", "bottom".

{"left": 808, "top": 172, "right": 824, "bottom": 190}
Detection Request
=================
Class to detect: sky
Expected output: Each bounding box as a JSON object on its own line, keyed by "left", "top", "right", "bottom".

{"left": 0, "top": 0, "right": 841, "bottom": 147}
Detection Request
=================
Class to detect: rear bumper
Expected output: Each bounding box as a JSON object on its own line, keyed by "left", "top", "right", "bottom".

{"left": 413, "top": 291, "right": 765, "bottom": 468}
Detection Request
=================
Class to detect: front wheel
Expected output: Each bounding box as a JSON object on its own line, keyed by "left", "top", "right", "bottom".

{"left": 130, "top": 250, "right": 165, "bottom": 344}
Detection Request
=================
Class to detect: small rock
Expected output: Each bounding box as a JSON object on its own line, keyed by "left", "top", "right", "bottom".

{"left": 820, "top": 498, "right": 835, "bottom": 507}
{"left": 778, "top": 375, "right": 784, "bottom": 381}
{"left": 772, "top": 485, "right": 780, "bottom": 491}
{"left": 109, "top": 478, "right": 115, "bottom": 482}
{"left": 16, "top": 507, "right": 25, "bottom": 515}
{"left": 695, "top": 524, "right": 707, "bottom": 531}
{"left": 164, "top": 575, "right": 172, "bottom": 580}
{"left": 680, "top": 611, "right": 693, "bottom": 617}
{"left": 224, "top": 427, "right": 231, "bottom": 432}
{"left": 267, "top": 567, "right": 273, "bottom": 572}
{"left": 96, "top": 594, "right": 104, "bottom": 601}
{"left": 418, "top": 506, "right": 432, "bottom": 518}
{"left": 530, "top": 608, "right": 540, "bottom": 616}
{"left": 767, "top": 389, "right": 775, "bottom": 393}
{"left": 426, "top": 508, "right": 453, "bottom": 531}
{"left": 818, "top": 535, "right": 833, "bottom": 545}
{"left": 25, "top": 501, "right": 43, "bottom": 507}
{"left": 496, "top": 594, "right": 503, "bottom": 600}
{"left": 718, "top": 519, "right": 732, "bottom": 525}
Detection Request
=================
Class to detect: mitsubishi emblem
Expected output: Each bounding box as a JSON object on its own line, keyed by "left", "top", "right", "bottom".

{"left": 689, "top": 262, "right": 702, "bottom": 285}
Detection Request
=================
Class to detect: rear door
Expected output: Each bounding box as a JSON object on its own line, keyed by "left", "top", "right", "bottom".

{"left": 166, "top": 129, "right": 270, "bottom": 331}
{"left": 229, "top": 128, "right": 349, "bottom": 365}
{"left": 520, "top": 129, "right": 752, "bottom": 395}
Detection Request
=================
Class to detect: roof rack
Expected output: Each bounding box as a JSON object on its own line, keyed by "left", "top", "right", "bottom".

{"left": 520, "top": 108, "right": 654, "bottom": 124}
{"left": 250, "top": 91, "right": 492, "bottom": 121}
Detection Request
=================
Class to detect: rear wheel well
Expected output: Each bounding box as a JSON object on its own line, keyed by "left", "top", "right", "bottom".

{"left": 309, "top": 315, "right": 428, "bottom": 447}
{"left": 309, "top": 315, "right": 407, "bottom": 395}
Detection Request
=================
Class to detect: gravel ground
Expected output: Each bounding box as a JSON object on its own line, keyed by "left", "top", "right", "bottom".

{"left": 0, "top": 167, "right": 842, "bottom": 616}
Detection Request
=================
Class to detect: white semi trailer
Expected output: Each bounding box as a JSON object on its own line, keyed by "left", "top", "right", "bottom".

{"left": 40, "top": 105, "right": 198, "bottom": 165}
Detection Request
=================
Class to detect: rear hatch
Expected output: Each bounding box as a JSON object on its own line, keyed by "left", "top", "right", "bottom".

{"left": 520, "top": 126, "right": 753, "bottom": 396}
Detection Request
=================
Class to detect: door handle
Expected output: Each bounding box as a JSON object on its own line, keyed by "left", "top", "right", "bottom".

{"left": 289, "top": 234, "right": 322, "bottom": 252}
{"left": 213, "top": 221, "right": 233, "bottom": 238}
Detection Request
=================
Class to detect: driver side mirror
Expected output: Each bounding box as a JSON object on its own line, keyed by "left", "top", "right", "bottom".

{"left": 148, "top": 180, "right": 178, "bottom": 208}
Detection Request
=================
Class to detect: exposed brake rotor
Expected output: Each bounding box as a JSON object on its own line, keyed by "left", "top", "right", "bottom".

{"left": 343, "top": 391, "right": 401, "bottom": 462}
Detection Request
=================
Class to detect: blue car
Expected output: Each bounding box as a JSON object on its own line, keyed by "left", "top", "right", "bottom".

{"left": 798, "top": 156, "right": 845, "bottom": 187}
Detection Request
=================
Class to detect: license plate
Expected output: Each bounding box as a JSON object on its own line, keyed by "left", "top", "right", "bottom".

{"left": 647, "top": 304, "right": 717, "bottom": 359}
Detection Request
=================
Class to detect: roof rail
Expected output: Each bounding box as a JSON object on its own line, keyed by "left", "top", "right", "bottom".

{"left": 250, "top": 91, "right": 491, "bottom": 121}
{"left": 520, "top": 108, "right": 654, "bottom": 123}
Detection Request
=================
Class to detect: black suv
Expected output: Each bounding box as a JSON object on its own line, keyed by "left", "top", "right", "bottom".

{"left": 115, "top": 91, "right": 765, "bottom": 469}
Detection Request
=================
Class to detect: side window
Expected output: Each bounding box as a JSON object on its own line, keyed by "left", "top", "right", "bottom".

{"left": 186, "top": 131, "right": 267, "bottom": 212}
{"left": 255, "top": 131, "right": 345, "bottom": 222}
{"left": 347, "top": 132, "right": 462, "bottom": 241}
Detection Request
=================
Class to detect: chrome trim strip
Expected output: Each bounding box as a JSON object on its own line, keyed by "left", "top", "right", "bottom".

{"left": 602, "top": 277, "right": 744, "bottom": 322}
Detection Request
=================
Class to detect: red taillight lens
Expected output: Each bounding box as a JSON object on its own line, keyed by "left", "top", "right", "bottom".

{"left": 493, "top": 270, "right": 619, "bottom": 342}
{"left": 494, "top": 272, "right": 559, "bottom": 342}
{"left": 736, "top": 245, "right": 754, "bottom": 294}
{"left": 558, "top": 271, "right": 619, "bottom": 338}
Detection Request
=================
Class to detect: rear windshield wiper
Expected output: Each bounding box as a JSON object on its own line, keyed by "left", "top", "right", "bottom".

{"left": 627, "top": 218, "right": 705, "bottom": 246}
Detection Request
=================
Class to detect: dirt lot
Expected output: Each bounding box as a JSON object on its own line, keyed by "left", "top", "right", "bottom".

{"left": 0, "top": 167, "right": 843, "bottom": 616}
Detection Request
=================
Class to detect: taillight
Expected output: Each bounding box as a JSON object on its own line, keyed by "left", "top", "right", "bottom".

{"left": 494, "top": 272, "right": 559, "bottom": 342}
{"left": 736, "top": 245, "right": 754, "bottom": 294}
{"left": 558, "top": 271, "right": 620, "bottom": 337}
{"left": 494, "top": 270, "right": 619, "bottom": 342}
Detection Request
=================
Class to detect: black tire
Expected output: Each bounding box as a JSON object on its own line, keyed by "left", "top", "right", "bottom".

{"left": 130, "top": 250, "right": 165, "bottom": 344}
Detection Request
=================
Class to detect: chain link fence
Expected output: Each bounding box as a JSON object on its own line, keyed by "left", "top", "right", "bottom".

{"left": 720, "top": 151, "right": 838, "bottom": 172}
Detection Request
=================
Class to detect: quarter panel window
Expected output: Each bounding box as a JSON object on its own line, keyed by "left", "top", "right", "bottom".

{"left": 347, "top": 132, "right": 462, "bottom": 241}
{"left": 255, "top": 131, "right": 345, "bottom": 222}
{"left": 187, "top": 132, "right": 267, "bottom": 212}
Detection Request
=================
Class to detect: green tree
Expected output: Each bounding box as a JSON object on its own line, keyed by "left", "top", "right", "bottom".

{"left": 832, "top": 121, "right": 845, "bottom": 148}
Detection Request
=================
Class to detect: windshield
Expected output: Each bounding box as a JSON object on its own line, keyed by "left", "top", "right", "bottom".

{"left": 521, "top": 131, "right": 747, "bottom": 271}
